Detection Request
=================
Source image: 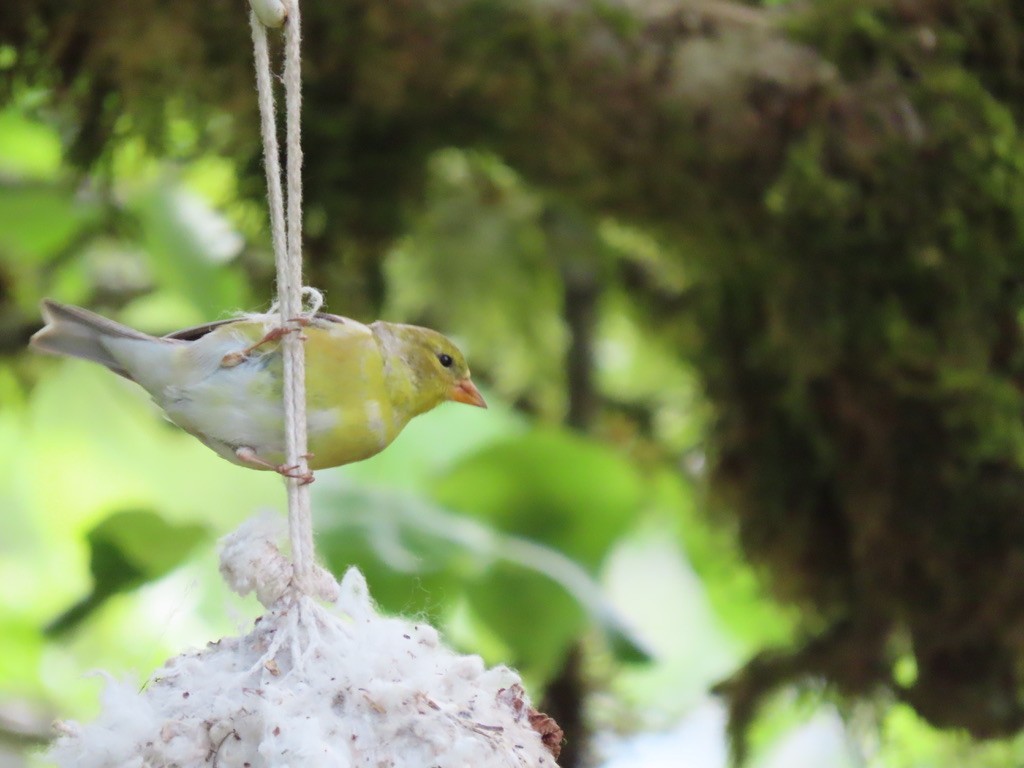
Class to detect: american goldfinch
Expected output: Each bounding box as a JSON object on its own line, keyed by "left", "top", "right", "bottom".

{"left": 31, "top": 300, "right": 486, "bottom": 477}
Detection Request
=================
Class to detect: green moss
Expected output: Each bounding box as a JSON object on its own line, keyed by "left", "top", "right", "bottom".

{"left": 704, "top": 6, "right": 1024, "bottom": 758}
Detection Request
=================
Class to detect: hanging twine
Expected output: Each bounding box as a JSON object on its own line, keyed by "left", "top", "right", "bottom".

{"left": 249, "top": 0, "right": 315, "bottom": 590}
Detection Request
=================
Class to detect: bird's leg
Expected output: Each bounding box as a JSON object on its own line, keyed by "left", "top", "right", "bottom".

{"left": 234, "top": 446, "right": 316, "bottom": 485}
{"left": 221, "top": 323, "right": 308, "bottom": 368}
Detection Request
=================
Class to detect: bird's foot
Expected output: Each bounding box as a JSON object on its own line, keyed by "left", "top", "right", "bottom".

{"left": 221, "top": 324, "right": 307, "bottom": 368}
{"left": 235, "top": 448, "right": 315, "bottom": 483}
{"left": 276, "top": 463, "right": 315, "bottom": 485}
{"left": 235, "top": 446, "right": 316, "bottom": 484}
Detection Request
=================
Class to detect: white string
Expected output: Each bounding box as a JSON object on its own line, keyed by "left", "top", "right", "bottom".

{"left": 249, "top": 0, "right": 315, "bottom": 591}
{"left": 248, "top": 14, "right": 287, "bottom": 286}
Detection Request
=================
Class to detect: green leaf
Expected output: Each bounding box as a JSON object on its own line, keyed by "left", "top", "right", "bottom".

{"left": 430, "top": 428, "right": 643, "bottom": 568}
{"left": 0, "top": 182, "right": 100, "bottom": 265}
{"left": 464, "top": 562, "right": 585, "bottom": 681}
{"left": 423, "top": 429, "right": 650, "bottom": 671}
{"left": 0, "top": 617, "right": 43, "bottom": 694}
{"left": 317, "top": 487, "right": 467, "bottom": 620}
{"left": 342, "top": 394, "right": 525, "bottom": 493}
{"left": 45, "top": 509, "right": 207, "bottom": 636}
{"left": 88, "top": 508, "right": 208, "bottom": 578}
{"left": 315, "top": 483, "right": 648, "bottom": 675}
{"left": 385, "top": 149, "right": 567, "bottom": 416}
{"left": 0, "top": 107, "right": 63, "bottom": 179}
{"left": 132, "top": 183, "right": 249, "bottom": 318}
{"left": 653, "top": 471, "right": 795, "bottom": 650}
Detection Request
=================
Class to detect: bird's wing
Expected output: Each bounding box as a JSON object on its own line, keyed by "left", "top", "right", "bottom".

{"left": 164, "top": 312, "right": 352, "bottom": 341}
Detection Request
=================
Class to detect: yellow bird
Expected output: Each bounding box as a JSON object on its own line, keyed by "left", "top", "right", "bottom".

{"left": 31, "top": 300, "right": 486, "bottom": 479}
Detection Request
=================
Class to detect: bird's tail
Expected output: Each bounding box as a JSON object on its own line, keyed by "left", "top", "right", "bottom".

{"left": 30, "top": 299, "right": 156, "bottom": 379}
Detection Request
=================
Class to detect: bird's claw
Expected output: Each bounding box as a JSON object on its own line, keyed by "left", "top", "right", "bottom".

{"left": 220, "top": 324, "right": 307, "bottom": 368}
{"left": 276, "top": 463, "right": 315, "bottom": 485}
{"left": 235, "top": 446, "right": 314, "bottom": 483}
{"left": 220, "top": 351, "right": 247, "bottom": 368}
{"left": 285, "top": 317, "right": 310, "bottom": 342}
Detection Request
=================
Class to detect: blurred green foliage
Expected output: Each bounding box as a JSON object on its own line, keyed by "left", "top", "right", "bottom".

{"left": 5, "top": 1, "right": 1024, "bottom": 766}
{"left": 45, "top": 510, "right": 207, "bottom": 636}
{"left": 0, "top": 96, "right": 748, "bottom": 763}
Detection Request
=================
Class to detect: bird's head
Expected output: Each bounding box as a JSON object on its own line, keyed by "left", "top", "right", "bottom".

{"left": 371, "top": 321, "right": 487, "bottom": 415}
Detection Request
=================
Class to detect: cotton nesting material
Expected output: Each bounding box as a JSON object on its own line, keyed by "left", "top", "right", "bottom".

{"left": 48, "top": 516, "right": 562, "bottom": 767}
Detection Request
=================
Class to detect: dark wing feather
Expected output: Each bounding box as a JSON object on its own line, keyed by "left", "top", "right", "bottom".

{"left": 163, "top": 312, "right": 350, "bottom": 341}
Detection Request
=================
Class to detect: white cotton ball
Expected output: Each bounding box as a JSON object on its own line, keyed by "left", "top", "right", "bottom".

{"left": 337, "top": 566, "right": 373, "bottom": 619}
{"left": 218, "top": 513, "right": 339, "bottom": 606}
{"left": 48, "top": 517, "right": 562, "bottom": 768}
{"left": 219, "top": 513, "right": 293, "bottom": 606}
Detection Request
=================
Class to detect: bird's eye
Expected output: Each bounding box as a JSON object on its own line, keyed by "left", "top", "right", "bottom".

{"left": 438, "top": 353, "right": 454, "bottom": 368}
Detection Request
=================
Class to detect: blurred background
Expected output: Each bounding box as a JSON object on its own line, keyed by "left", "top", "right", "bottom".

{"left": 3, "top": 0, "right": 1024, "bottom": 765}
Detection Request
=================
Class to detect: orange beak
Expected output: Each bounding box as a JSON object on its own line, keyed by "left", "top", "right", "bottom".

{"left": 450, "top": 378, "right": 487, "bottom": 408}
